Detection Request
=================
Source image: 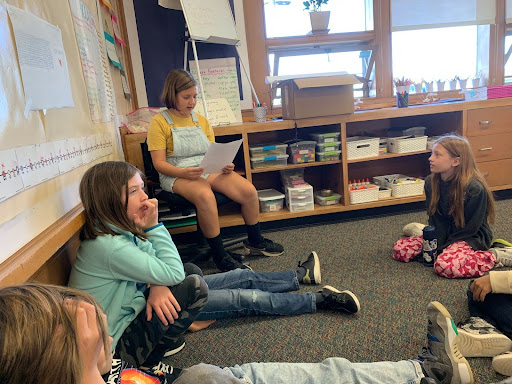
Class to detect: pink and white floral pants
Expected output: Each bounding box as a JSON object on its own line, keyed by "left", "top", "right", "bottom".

{"left": 392, "top": 235, "right": 496, "bottom": 278}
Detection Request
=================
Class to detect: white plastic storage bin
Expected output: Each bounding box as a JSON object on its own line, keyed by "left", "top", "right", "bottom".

{"left": 286, "top": 184, "right": 314, "bottom": 212}
{"left": 346, "top": 136, "right": 380, "bottom": 160}
{"left": 387, "top": 135, "right": 428, "bottom": 154}
{"left": 309, "top": 132, "right": 341, "bottom": 144}
{"left": 316, "top": 149, "right": 341, "bottom": 162}
{"left": 286, "top": 140, "right": 316, "bottom": 164}
{"left": 257, "top": 189, "right": 285, "bottom": 213}
{"left": 373, "top": 174, "right": 425, "bottom": 197}
{"left": 250, "top": 154, "right": 289, "bottom": 169}
{"left": 314, "top": 191, "right": 342, "bottom": 206}
{"left": 349, "top": 185, "right": 379, "bottom": 204}
{"left": 249, "top": 142, "right": 287, "bottom": 158}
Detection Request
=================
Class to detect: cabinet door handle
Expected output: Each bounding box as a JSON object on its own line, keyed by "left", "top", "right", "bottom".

{"left": 479, "top": 120, "right": 492, "bottom": 125}
{"left": 478, "top": 147, "right": 493, "bottom": 151}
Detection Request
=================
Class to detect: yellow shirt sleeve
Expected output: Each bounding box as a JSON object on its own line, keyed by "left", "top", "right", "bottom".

{"left": 147, "top": 114, "right": 173, "bottom": 155}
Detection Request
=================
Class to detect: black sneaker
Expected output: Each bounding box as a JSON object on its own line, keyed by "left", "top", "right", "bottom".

{"left": 297, "top": 251, "right": 321, "bottom": 285}
{"left": 215, "top": 255, "right": 244, "bottom": 272}
{"left": 163, "top": 335, "right": 186, "bottom": 357}
{"left": 457, "top": 317, "right": 512, "bottom": 357}
{"left": 244, "top": 237, "right": 284, "bottom": 256}
{"left": 420, "top": 301, "right": 474, "bottom": 384}
{"left": 316, "top": 285, "right": 360, "bottom": 314}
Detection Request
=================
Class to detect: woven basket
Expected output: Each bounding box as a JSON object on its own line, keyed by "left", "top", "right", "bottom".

{"left": 388, "top": 135, "right": 427, "bottom": 154}
{"left": 349, "top": 185, "right": 379, "bottom": 204}
{"left": 346, "top": 136, "right": 380, "bottom": 160}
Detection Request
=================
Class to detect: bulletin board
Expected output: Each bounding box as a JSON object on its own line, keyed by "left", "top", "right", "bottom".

{"left": 0, "top": 0, "right": 133, "bottom": 266}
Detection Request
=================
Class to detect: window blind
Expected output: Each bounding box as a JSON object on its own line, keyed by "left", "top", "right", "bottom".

{"left": 392, "top": 0, "right": 496, "bottom": 31}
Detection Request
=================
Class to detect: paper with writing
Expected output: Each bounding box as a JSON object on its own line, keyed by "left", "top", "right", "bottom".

{"left": 199, "top": 139, "right": 243, "bottom": 175}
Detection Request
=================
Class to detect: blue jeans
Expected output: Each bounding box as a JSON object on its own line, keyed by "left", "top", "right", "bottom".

{"left": 467, "top": 281, "right": 512, "bottom": 338}
{"left": 174, "top": 359, "right": 424, "bottom": 384}
{"left": 227, "top": 359, "right": 424, "bottom": 384}
{"left": 196, "top": 268, "right": 315, "bottom": 320}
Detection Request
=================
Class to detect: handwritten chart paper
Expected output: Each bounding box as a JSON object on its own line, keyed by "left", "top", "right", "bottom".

{"left": 6, "top": 5, "right": 74, "bottom": 111}
{"left": 15, "top": 143, "right": 60, "bottom": 189}
{"left": 69, "top": 0, "right": 114, "bottom": 123}
{"left": 0, "top": 149, "right": 24, "bottom": 203}
{"left": 195, "top": 98, "right": 237, "bottom": 126}
{"left": 190, "top": 58, "right": 242, "bottom": 123}
{"left": 53, "top": 138, "right": 83, "bottom": 174}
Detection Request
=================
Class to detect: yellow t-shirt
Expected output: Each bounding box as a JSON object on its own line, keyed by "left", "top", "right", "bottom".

{"left": 147, "top": 110, "right": 215, "bottom": 156}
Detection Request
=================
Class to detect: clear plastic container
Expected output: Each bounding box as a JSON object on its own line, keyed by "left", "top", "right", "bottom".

{"left": 316, "top": 141, "right": 341, "bottom": 152}
{"left": 257, "top": 189, "right": 285, "bottom": 212}
{"left": 286, "top": 200, "right": 315, "bottom": 212}
{"left": 249, "top": 142, "right": 287, "bottom": 158}
{"left": 286, "top": 140, "right": 316, "bottom": 164}
{"left": 309, "top": 132, "right": 341, "bottom": 144}
{"left": 314, "top": 192, "right": 341, "bottom": 206}
{"left": 316, "top": 149, "right": 341, "bottom": 162}
{"left": 250, "top": 154, "right": 289, "bottom": 169}
{"left": 285, "top": 184, "right": 313, "bottom": 204}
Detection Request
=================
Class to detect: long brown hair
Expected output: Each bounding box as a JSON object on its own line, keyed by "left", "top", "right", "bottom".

{"left": 80, "top": 161, "right": 147, "bottom": 240}
{"left": 428, "top": 135, "right": 495, "bottom": 227}
{"left": 160, "top": 69, "right": 197, "bottom": 109}
{"left": 0, "top": 283, "right": 109, "bottom": 384}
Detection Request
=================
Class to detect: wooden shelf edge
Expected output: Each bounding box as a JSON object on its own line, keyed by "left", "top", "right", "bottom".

{"left": 347, "top": 150, "right": 431, "bottom": 164}
{"left": 251, "top": 160, "right": 341, "bottom": 174}
{"left": 0, "top": 204, "right": 85, "bottom": 288}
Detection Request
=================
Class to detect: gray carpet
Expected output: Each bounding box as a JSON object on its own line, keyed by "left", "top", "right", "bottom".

{"left": 168, "top": 197, "right": 512, "bottom": 383}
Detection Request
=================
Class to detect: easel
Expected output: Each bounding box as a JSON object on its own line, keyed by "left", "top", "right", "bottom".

{"left": 158, "top": 0, "right": 259, "bottom": 120}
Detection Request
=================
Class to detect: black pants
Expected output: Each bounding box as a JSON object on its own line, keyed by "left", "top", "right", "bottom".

{"left": 116, "top": 270, "right": 208, "bottom": 367}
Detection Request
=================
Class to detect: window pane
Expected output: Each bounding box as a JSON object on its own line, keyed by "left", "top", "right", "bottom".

{"left": 268, "top": 50, "right": 374, "bottom": 105}
{"left": 392, "top": 26, "right": 477, "bottom": 86}
{"left": 505, "top": 35, "right": 512, "bottom": 83}
{"left": 264, "top": 0, "right": 373, "bottom": 38}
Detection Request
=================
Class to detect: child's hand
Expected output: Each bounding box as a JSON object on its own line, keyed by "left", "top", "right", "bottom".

{"left": 470, "top": 274, "right": 492, "bottom": 301}
{"left": 133, "top": 198, "right": 159, "bottom": 230}
{"left": 146, "top": 285, "right": 181, "bottom": 326}
{"left": 66, "top": 300, "right": 104, "bottom": 382}
{"left": 181, "top": 167, "right": 204, "bottom": 180}
{"left": 222, "top": 163, "right": 234, "bottom": 174}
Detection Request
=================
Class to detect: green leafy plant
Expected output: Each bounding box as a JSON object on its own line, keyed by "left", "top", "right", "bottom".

{"left": 303, "top": 0, "right": 329, "bottom": 12}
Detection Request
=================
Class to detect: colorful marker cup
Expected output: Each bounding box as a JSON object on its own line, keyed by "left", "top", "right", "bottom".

{"left": 396, "top": 92, "right": 409, "bottom": 108}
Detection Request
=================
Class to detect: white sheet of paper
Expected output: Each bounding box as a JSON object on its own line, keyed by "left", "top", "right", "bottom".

{"left": 0, "top": 149, "right": 24, "bottom": 202}
{"left": 7, "top": 5, "right": 74, "bottom": 111}
{"left": 199, "top": 139, "right": 243, "bottom": 175}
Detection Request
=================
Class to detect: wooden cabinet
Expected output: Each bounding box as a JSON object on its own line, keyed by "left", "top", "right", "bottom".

{"left": 120, "top": 99, "right": 512, "bottom": 231}
{"left": 466, "top": 105, "right": 512, "bottom": 189}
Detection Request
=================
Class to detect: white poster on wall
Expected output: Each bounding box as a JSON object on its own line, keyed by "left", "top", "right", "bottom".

{"left": 189, "top": 57, "right": 243, "bottom": 123}
{"left": 6, "top": 5, "right": 74, "bottom": 111}
{"left": 0, "top": 149, "right": 24, "bottom": 203}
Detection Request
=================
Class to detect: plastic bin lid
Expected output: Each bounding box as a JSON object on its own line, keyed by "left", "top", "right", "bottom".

{"left": 285, "top": 139, "right": 317, "bottom": 146}
{"left": 316, "top": 141, "right": 341, "bottom": 147}
{"left": 257, "top": 189, "right": 285, "bottom": 201}
{"left": 249, "top": 142, "right": 287, "bottom": 150}
{"left": 251, "top": 154, "right": 289, "bottom": 162}
{"left": 317, "top": 149, "right": 342, "bottom": 155}
{"left": 309, "top": 132, "right": 340, "bottom": 138}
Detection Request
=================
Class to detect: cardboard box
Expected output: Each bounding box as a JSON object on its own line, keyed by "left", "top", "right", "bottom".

{"left": 275, "top": 74, "right": 361, "bottom": 119}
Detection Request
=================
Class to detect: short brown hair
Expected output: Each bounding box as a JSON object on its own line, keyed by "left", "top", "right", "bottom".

{"left": 161, "top": 69, "right": 197, "bottom": 109}
{"left": 79, "top": 161, "right": 147, "bottom": 240}
{"left": 0, "top": 283, "right": 109, "bottom": 384}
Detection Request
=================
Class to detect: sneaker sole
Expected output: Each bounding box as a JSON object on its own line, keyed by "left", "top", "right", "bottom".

{"left": 457, "top": 328, "right": 512, "bottom": 357}
{"left": 244, "top": 246, "right": 284, "bottom": 257}
{"left": 323, "top": 285, "right": 361, "bottom": 314}
{"left": 429, "top": 301, "right": 474, "bottom": 384}
{"left": 492, "top": 353, "right": 512, "bottom": 376}
{"left": 163, "top": 341, "right": 186, "bottom": 357}
{"left": 310, "top": 251, "right": 321, "bottom": 285}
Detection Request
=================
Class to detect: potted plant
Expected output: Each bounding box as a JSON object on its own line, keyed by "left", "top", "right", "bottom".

{"left": 449, "top": 76, "right": 458, "bottom": 90}
{"left": 436, "top": 79, "right": 446, "bottom": 92}
{"left": 303, "top": 0, "right": 330, "bottom": 32}
{"left": 424, "top": 79, "right": 434, "bottom": 92}
{"left": 413, "top": 80, "right": 423, "bottom": 94}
